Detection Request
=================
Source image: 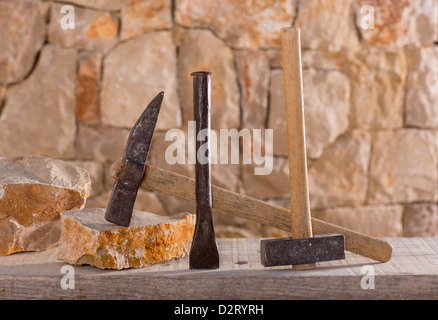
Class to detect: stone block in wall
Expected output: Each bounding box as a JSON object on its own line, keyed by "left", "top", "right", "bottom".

{"left": 49, "top": 4, "right": 118, "bottom": 52}
{"left": 403, "top": 203, "right": 438, "bottom": 237}
{"left": 235, "top": 50, "right": 270, "bottom": 130}
{"left": 308, "top": 130, "right": 371, "bottom": 209}
{"left": 368, "top": 129, "right": 438, "bottom": 204}
{"left": 0, "top": 45, "right": 77, "bottom": 159}
{"left": 177, "top": 28, "right": 240, "bottom": 129}
{"left": 175, "top": 0, "right": 295, "bottom": 49}
{"left": 53, "top": 0, "right": 125, "bottom": 11}
{"left": 268, "top": 68, "right": 351, "bottom": 159}
{"left": 0, "top": 0, "right": 47, "bottom": 84}
{"left": 345, "top": 48, "right": 407, "bottom": 129}
{"left": 101, "top": 31, "right": 181, "bottom": 131}
{"left": 76, "top": 52, "right": 102, "bottom": 124}
{"left": 75, "top": 124, "right": 130, "bottom": 162}
{"left": 121, "top": 0, "right": 173, "bottom": 40}
{"left": 405, "top": 46, "right": 438, "bottom": 129}
{"left": 312, "top": 205, "right": 403, "bottom": 237}
{"left": 354, "top": 0, "right": 437, "bottom": 46}
{"left": 295, "top": 0, "right": 360, "bottom": 52}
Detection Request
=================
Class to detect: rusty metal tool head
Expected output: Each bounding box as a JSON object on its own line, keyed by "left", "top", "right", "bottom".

{"left": 105, "top": 91, "right": 164, "bottom": 227}
{"left": 189, "top": 71, "right": 219, "bottom": 269}
{"left": 261, "top": 27, "right": 345, "bottom": 269}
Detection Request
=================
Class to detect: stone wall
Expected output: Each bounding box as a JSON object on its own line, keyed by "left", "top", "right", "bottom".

{"left": 0, "top": 0, "right": 437, "bottom": 237}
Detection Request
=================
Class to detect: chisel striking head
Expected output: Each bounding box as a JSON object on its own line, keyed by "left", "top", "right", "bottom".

{"left": 105, "top": 91, "right": 164, "bottom": 227}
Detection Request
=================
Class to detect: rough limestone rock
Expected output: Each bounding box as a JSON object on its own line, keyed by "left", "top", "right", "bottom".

{"left": 0, "top": 45, "right": 77, "bottom": 159}
{"left": 49, "top": 4, "right": 119, "bottom": 52}
{"left": 268, "top": 68, "right": 350, "bottom": 159}
{"left": 176, "top": 28, "right": 240, "bottom": 129}
{"left": 101, "top": 31, "right": 181, "bottom": 130}
{"left": 0, "top": 156, "right": 91, "bottom": 256}
{"left": 0, "top": 0, "right": 47, "bottom": 84}
{"left": 58, "top": 208, "right": 195, "bottom": 269}
{"left": 175, "top": 0, "right": 295, "bottom": 49}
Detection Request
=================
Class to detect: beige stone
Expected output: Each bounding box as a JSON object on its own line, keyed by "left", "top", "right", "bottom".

{"left": 49, "top": 4, "right": 119, "bottom": 52}
{"left": 0, "top": 0, "right": 47, "bottom": 84}
{"left": 70, "top": 160, "right": 104, "bottom": 198}
{"left": 175, "top": 0, "right": 295, "bottom": 49}
{"left": 403, "top": 203, "right": 438, "bottom": 237}
{"left": 242, "top": 156, "right": 290, "bottom": 200}
{"left": 0, "top": 156, "right": 91, "bottom": 256}
{"left": 268, "top": 68, "right": 351, "bottom": 159}
{"left": 368, "top": 130, "right": 438, "bottom": 204}
{"left": 75, "top": 124, "right": 130, "bottom": 162}
{"left": 308, "top": 130, "right": 371, "bottom": 209}
{"left": 177, "top": 28, "right": 240, "bottom": 129}
{"left": 101, "top": 31, "right": 181, "bottom": 131}
{"left": 235, "top": 50, "right": 270, "bottom": 130}
{"left": 76, "top": 52, "right": 102, "bottom": 124}
{"left": 0, "top": 45, "right": 77, "bottom": 159}
{"left": 405, "top": 46, "right": 438, "bottom": 129}
{"left": 121, "top": 0, "right": 173, "bottom": 40}
{"left": 58, "top": 208, "right": 195, "bottom": 269}
{"left": 312, "top": 205, "right": 403, "bottom": 237}
{"left": 295, "top": 0, "right": 360, "bottom": 52}
{"left": 85, "top": 189, "right": 169, "bottom": 216}
{"left": 345, "top": 48, "right": 407, "bottom": 129}
{"left": 53, "top": 0, "right": 126, "bottom": 11}
{"left": 355, "top": 0, "right": 437, "bottom": 46}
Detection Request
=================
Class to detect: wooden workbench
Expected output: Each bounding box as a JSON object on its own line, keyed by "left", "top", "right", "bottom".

{"left": 0, "top": 237, "right": 436, "bottom": 300}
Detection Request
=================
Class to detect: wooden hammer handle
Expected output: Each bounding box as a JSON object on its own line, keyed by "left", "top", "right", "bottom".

{"left": 110, "top": 161, "right": 393, "bottom": 263}
{"left": 281, "top": 27, "right": 313, "bottom": 242}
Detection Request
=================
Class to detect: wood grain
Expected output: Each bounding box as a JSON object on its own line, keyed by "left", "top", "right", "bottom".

{"left": 110, "top": 161, "right": 393, "bottom": 263}
{"left": 0, "top": 238, "right": 436, "bottom": 299}
{"left": 281, "top": 27, "right": 315, "bottom": 270}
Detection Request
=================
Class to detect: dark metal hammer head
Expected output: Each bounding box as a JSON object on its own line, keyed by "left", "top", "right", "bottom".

{"left": 260, "top": 234, "right": 345, "bottom": 267}
{"left": 105, "top": 92, "right": 164, "bottom": 227}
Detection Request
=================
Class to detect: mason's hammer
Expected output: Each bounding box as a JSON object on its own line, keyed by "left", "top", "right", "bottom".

{"left": 260, "top": 27, "right": 345, "bottom": 269}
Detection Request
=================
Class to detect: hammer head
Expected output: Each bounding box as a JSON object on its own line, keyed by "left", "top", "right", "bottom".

{"left": 105, "top": 92, "right": 164, "bottom": 227}
{"left": 260, "top": 234, "right": 345, "bottom": 267}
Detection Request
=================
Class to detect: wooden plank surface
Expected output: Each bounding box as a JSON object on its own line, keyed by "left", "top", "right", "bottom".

{"left": 0, "top": 237, "right": 437, "bottom": 299}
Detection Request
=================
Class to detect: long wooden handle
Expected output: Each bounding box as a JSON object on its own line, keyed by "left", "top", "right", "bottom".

{"left": 110, "top": 160, "right": 393, "bottom": 263}
{"left": 281, "top": 27, "right": 312, "bottom": 240}
{"left": 282, "top": 27, "right": 315, "bottom": 270}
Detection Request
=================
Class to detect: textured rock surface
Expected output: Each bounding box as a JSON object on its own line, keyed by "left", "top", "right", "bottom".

{"left": 0, "top": 156, "right": 91, "bottom": 256}
{"left": 0, "top": 0, "right": 47, "bottom": 84}
{"left": 53, "top": 0, "right": 126, "bottom": 11}
{"left": 177, "top": 28, "right": 240, "bottom": 129}
{"left": 295, "top": 0, "right": 359, "bottom": 52}
{"left": 268, "top": 68, "right": 351, "bottom": 158}
{"left": 76, "top": 52, "right": 102, "bottom": 123}
{"left": 368, "top": 130, "right": 438, "bottom": 204}
{"left": 58, "top": 208, "right": 195, "bottom": 269}
{"left": 101, "top": 31, "right": 181, "bottom": 130}
{"left": 121, "top": 0, "right": 173, "bottom": 40}
{"left": 49, "top": 4, "right": 119, "bottom": 52}
{"left": 0, "top": 45, "right": 77, "bottom": 159}
{"left": 312, "top": 205, "right": 403, "bottom": 237}
{"left": 345, "top": 48, "right": 407, "bottom": 129}
{"left": 403, "top": 203, "right": 438, "bottom": 237}
{"left": 175, "top": 0, "right": 295, "bottom": 48}
{"left": 355, "top": 0, "right": 437, "bottom": 46}
{"left": 405, "top": 46, "right": 438, "bottom": 129}
{"left": 308, "top": 130, "right": 371, "bottom": 209}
